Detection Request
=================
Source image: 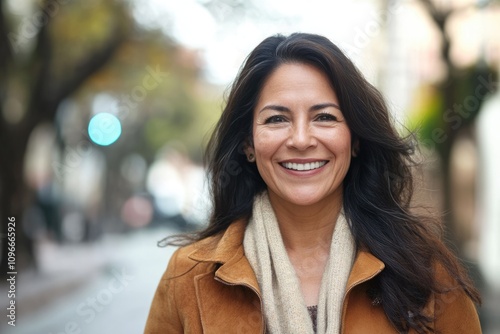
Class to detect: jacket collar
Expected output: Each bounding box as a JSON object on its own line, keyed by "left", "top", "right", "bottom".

{"left": 188, "top": 220, "right": 260, "bottom": 289}
{"left": 187, "top": 219, "right": 385, "bottom": 293}
{"left": 188, "top": 219, "right": 247, "bottom": 264}
{"left": 346, "top": 249, "right": 385, "bottom": 292}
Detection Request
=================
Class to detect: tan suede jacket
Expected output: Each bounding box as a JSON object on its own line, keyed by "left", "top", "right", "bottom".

{"left": 144, "top": 220, "right": 481, "bottom": 333}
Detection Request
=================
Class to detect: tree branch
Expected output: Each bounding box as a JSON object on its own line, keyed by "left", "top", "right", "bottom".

{"left": 419, "top": 0, "right": 493, "bottom": 31}
{"left": 53, "top": 25, "right": 126, "bottom": 106}
{"left": 29, "top": 3, "right": 128, "bottom": 125}
{"left": 419, "top": 0, "right": 449, "bottom": 31}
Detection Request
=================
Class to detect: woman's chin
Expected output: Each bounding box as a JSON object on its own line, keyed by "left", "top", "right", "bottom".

{"left": 269, "top": 189, "right": 340, "bottom": 208}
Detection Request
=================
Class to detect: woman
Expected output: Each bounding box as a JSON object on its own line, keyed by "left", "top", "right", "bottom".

{"left": 145, "top": 33, "right": 481, "bottom": 333}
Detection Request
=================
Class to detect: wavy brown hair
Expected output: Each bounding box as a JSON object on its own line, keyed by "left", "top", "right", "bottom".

{"left": 164, "top": 33, "right": 481, "bottom": 333}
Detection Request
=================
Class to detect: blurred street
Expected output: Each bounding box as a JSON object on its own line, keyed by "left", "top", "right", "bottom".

{"left": 0, "top": 226, "right": 177, "bottom": 334}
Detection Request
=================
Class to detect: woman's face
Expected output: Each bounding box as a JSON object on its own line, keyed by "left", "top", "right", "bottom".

{"left": 248, "top": 62, "right": 352, "bottom": 208}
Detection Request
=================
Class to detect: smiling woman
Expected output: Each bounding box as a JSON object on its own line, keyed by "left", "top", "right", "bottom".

{"left": 145, "top": 33, "right": 482, "bottom": 334}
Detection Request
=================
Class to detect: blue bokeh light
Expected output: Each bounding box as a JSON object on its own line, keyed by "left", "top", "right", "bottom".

{"left": 88, "top": 113, "right": 122, "bottom": 146}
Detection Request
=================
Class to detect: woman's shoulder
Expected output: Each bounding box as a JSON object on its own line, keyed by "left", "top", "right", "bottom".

{"left": 427, "top": 260, "right": 481, "bottom": 332}
{"left": 163, "top": 219, "right": 248, "bottom": 278}
{"left": 162, "top": 236, "right": 220, "bottom": 279}
{"left": 431, "top": 259, "right": 470, "bottom": 290}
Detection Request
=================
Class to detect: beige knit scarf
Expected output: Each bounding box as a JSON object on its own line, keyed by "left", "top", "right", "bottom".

{"left": 243, "top": 192, "right": 356, "bottom": 334}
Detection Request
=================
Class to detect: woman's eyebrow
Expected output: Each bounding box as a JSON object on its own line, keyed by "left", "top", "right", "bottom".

{"left": 258, "top": 105, "right": 291, "bottom": 113}
{"left": 310, "top": 102, "right": 341, "bottom": 111}
{"left": 259, "top": 102, "right": 340, "bottom": 114}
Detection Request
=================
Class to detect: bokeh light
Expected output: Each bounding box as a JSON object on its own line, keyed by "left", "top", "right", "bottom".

{"left": 120, "top": 195, "right": 154, "bottom": 228}
{"left": 88, "top": 112, "right": 122, "bottom": 146}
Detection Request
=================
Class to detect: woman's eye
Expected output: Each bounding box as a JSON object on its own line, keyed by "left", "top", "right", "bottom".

{"left": 264, "top": 115, "right": 286, "bottom": 124}
{"left": 316, "top": 113, "right": 338, "bottom": 121}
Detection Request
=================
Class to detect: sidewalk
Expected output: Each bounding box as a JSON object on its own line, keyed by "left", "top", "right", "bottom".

{"left": 0, "top": 238, "right": 110, "bottom": 317}
{"left": 481, "top": 287, "right": 500, "bottom": 334}
{"left": 0, "top": 226, "right": 177, "bottom": 334}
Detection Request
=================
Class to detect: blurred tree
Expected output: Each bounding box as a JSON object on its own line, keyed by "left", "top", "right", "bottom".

{"left": 417, "top": 0, "right": 498, "bottom": 252}
{"left": 0, "top": 0, "right": 225, "bottom": 276}
{"left": 0, "top": 0, "right": 129, "bottom": 277}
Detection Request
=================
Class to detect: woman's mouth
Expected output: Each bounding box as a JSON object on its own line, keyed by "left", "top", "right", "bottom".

{"left": 280, "top": 161, "right": 327, "bottom": 171}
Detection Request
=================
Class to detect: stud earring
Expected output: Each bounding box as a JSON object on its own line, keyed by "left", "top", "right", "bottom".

{"left": 247, "top": 153, "right": 255, "bottom": 162}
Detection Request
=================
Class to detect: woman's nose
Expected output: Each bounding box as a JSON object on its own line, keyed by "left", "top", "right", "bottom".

{"left": 286, "top": 121, "right": 317, "bottom": 150}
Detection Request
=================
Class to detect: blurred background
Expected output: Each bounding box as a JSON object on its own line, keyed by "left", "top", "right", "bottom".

{"left": 0, "top": 0, "right": 499, "bottom": 333}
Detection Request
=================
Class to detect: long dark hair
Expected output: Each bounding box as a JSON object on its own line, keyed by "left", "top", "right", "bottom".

{"left": 167, "top": 33, "right": 481, "bottom": 333}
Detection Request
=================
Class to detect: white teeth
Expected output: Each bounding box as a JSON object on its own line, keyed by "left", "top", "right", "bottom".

{"left": 282, "top": 161, "right": 326, "bottom": 171}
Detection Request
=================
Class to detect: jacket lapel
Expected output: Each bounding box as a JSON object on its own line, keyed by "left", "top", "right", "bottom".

{"left": 346, "top": 250, "right": 385, "bottom": 291}
{"left": 188, "top": 220, "right": 265, "bottom": 333}
{"left": 341, "top": 250, "right": 388, "bottom": 333}
{"left": 188, "top": 220, "right": 260, "bottom": 291}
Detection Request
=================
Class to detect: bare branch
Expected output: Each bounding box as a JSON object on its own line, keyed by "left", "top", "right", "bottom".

{"left": 27, "top": 2, "right": 129, "bottom": 125}
{"left": 53, "top": 27, "right": 126, "bottom": 106}
{"left": 419, "top": 0, "right": 449, "bottom": 30}
{"left": 419, "top": 0, "right": 494, "bottom": 31}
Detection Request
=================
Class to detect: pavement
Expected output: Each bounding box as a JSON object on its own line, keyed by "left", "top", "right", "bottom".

{"left": 0, "top": 226, "right": 177, "bottom": 334}
{"left": 480, "top": 287, "right": 500, "bottom": 334}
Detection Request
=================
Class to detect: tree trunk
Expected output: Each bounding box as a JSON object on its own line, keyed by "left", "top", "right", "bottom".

{"left": 0, "top": 124, "right": 36, "bottom": 278}
{"left": 0, "top": 0, "right": 127, "bottom": 278}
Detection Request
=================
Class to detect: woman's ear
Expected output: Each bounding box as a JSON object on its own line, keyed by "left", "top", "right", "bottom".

{"left": 243, "top": 139, "right": 256, "bottom": 162}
